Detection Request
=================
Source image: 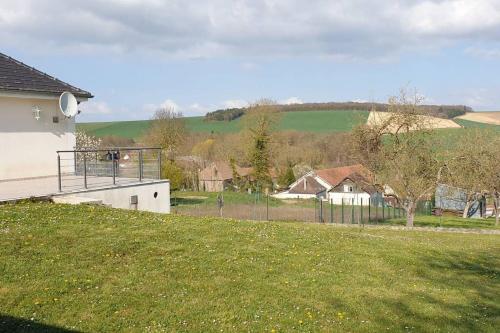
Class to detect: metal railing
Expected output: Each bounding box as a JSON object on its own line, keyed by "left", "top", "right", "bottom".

{"left": 56, "top": 147, "right": 162, "bottom": 192}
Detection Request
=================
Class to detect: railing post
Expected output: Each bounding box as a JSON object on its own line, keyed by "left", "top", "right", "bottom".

{"left": 139, "top": 149, "right": 143, "bottom": 182}
{"left": 83, "top": 153, "right": 88, "bottom": 189}
{"left": 73, "top": 150, "right": 77, "bottom": 175}
{"left": 57, "top": 153, "right": 62, "bottom": 192}
{"left": 112, "top": 151, "right": 116, "bottom": 185}
{"left": 157, "top": 149, "right": 162, "bottom": 179}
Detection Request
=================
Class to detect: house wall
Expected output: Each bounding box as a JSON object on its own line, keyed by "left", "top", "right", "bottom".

{"left": 199, "top": 179, "right": 226, "bottom": 192}
{"left": 328, "top": 192, "right": 371, "bottom": 205}
{"left": 0, "top": 96, "right": 77, "bottom": 180}
{"left": 328, "top": 180, "right": 371, "bottom": 205}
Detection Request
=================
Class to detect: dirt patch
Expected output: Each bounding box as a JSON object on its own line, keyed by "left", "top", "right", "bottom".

{"left": 367, "top": 111, "right": 461, "bottom": 132}
{"left": 179, "top": 195, "right": 208, "bottom": 200}
{"left": 456, "top": 112, "right": 500, "bottom": 125}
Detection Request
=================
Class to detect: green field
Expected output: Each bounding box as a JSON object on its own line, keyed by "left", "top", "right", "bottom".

{"left": 77, "top": 110, "right": 370, "bottom": 139}
{"left": 1, "top": 203, "right": 499, "bottom": 332}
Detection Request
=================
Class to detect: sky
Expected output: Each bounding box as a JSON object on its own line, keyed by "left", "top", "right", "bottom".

{"left": 1, "top": 0, "right": 500, "bottom": 122}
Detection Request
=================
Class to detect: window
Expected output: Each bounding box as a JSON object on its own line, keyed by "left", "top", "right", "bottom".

{"left": 343, "top": 185, "right": 353, "bottom": 192}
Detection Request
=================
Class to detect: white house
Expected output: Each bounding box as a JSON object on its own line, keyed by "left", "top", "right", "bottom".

{"left": 274, "top": 164, "right": 384, "bottom": 206}
{"left": 0, "top": 52, "right": 93, "bottom": 180}
{"left": 0, "top": 53, "right": 170, "bottom": 213}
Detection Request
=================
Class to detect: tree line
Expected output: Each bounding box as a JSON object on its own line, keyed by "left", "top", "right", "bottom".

{"left": 204, "top": 101, "right": 472, "bottom": 122}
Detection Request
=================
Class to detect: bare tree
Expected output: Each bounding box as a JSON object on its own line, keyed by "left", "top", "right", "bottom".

{"left": 351, "top": 89, "right": 443, "bottom": 227}
{"left": 443, "top": 128, "right": 500, "bottom": 220}
{"left": 141, "top": 106, "right": 187, "bottom": 159}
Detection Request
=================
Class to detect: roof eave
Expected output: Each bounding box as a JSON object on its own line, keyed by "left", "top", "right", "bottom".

{"left": 0, "top": 88, "right": 93, "bottom": 101}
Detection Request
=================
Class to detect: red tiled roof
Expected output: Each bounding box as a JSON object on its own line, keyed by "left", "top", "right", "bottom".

{"left": 315, "top": 164, "right": 372, "bottom": 187}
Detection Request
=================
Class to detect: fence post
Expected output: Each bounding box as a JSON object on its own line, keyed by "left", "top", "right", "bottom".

{"left": 111, "top": 151, "right": 116, "bottom": 185}
{"left": 314, "top": 198, "right": 317, "bottom": 222}
{"left": 320, "top": 199, "right": 324, "bottom": 223}
{"left": 382, "top": 202, "right": 385, "bottom": 221}
{"left": 57, "top": 153, "right": 62, "bottom": 192}
{"left": 361, "top": 198, "right": 363, "bottom": 225}
{"left": 330, "top": 199, "right": 333, "bottom": 223}
{"left": 83, "top": 153, "right": 88, "bottom": 189}
{"left": 341, "top": 198, "right": 344, "bottom": 224}
{"left": 351, "top": 198, "right": 355, "bottom": 224}
{"left": 368, "top": 198, "right": 371, "bottom": 223}
{"left": 376, "top": 202, "right": 379, "bottom": 224}
{"left": 266, "top": 195, "right": 269, "bottom": 221}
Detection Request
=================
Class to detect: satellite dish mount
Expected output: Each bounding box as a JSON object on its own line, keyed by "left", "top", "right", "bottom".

{"left": 59, "top": 92, "right": 78, "bottom": 118}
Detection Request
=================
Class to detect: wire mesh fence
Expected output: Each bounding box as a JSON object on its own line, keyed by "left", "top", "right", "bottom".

{"left": 171, "top": 192, "right": 434, "bottom": 225}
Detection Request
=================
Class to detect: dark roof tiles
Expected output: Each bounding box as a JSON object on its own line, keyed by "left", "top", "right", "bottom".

{"left": 0, "top": 52, "right": 92, "bottom": 98}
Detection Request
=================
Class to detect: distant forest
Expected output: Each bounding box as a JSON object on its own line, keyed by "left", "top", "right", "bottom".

{"left": 204, "top": 102, "right": 473, "bottom": 121}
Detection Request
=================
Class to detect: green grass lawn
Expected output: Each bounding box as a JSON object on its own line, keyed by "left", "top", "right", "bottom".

{"left": 1, "top": 203, "right": 499, "bottom": 332}
{"left": 77, "top": 110, "right": 369, "bottom": 139}
{"left": 381, "top": 215, "right": 500, "bottom": 230}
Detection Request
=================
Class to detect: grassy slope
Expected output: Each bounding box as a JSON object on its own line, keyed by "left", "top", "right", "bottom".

{"left": 77, "top": 110, "right": 370, "bottom": 139}
{"left": 1, "top": 203, "right": 499, "bottom": 332}
{"left": 77, "top": 112, "right": 500, "bottom": 140}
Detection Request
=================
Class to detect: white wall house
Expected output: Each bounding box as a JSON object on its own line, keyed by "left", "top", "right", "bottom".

{"left": 273, "top": 164, "right": 383, "bottom": 206}
{"left": 0, "top": 53, "right": 170, "bottom": 213}
{"left": 0, "top": 53, "right": 92, "bottom": 180}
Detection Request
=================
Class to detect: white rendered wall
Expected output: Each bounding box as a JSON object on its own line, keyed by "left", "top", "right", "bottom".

{"left": 328, "top": 192, "right": 371, "bottom": 206}
{"left": 0, "top": 96, "right": 76, "bottom": 180}
{"left": 76, "top": 181, "right": 171, "bottom": 213}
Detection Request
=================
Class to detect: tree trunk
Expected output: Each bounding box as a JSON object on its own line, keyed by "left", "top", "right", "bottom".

{"left": 495, "top": 196, "right": 499, "bottom": 227}
{"left": 462, "top": 200, "right": 472, "bottom": 218}
{"left": 406, "top": 201, "right": 415, "bottom": 227}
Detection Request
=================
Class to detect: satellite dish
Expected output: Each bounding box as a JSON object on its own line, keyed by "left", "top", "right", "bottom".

{"left": 59, "top": 92, "right": 78, "bottom": 118}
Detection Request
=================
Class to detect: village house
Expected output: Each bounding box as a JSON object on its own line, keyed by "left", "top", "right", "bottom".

{"left": 0, "top": 52, "right": 92, "bottom": 180}
{"left": 274, "top": 164, "right": 384, "bottom": 206}
{"left": 198, "top": 161, "right": 252, "bottom": 192}
{"left": 198, "top": 161, "right": 279, "bottom": 192}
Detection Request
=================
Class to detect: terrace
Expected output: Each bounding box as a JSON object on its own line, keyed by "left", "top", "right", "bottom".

{"left": 0, "top": 147, "right": 164, "bottom": 204}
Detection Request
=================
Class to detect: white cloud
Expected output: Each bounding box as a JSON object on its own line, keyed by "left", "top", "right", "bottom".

{"left": 280, "top": 97, "right": 303, "bottom": 105}
{"left": 1, "top": 1, "right": 500, "bottom": 60}
{"left": 159, "top": 99, "right": 180, "bottom": 111}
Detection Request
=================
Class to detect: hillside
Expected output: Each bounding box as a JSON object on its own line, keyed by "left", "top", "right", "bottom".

{"left": 206, "top": 101, "right": 471, "bottom": 121}
{"left": 78, "top": 110, "right": 370, "bottom": 139}
{"left": 1, "top": 203, "right": 499, "bottom": 332}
